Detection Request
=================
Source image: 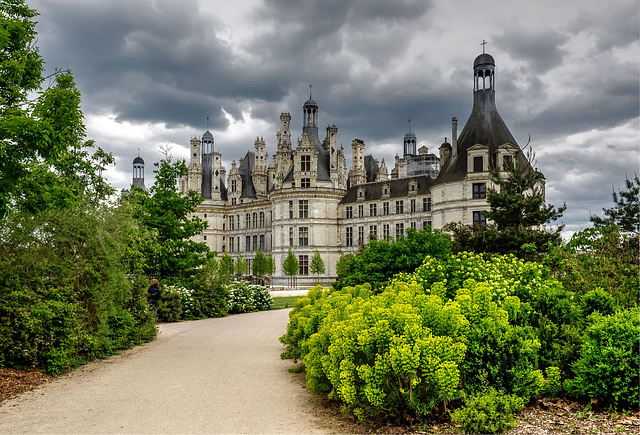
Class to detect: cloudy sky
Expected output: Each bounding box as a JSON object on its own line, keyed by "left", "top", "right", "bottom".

{"left": 30, "top": 0, "right": 639, "bottom": 236}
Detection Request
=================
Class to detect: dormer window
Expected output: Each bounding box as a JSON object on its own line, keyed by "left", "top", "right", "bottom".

{"left": 474, "top": 156, "right": 483, "bottom": 172}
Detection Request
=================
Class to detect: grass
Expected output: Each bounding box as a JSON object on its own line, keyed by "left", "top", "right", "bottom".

{"left": 270, "top": 296, "right": 300, "bottom": 310}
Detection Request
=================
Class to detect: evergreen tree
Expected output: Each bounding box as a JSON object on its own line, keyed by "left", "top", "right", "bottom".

{"left": 483, "top": 150, "right": 565, "bottom": 238}
{"left": 310, "top": 250, "right": 325, "bottom": 283}
{"left": 219, "top": 253, "right": 235, "bottom": 279}
{"left": 590, "top": 174, "right": 639, "bottom": 235}
{"left": 283, "top": 248, "right": 299, "bottom": 287}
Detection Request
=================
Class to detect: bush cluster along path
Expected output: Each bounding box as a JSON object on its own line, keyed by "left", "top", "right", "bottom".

{"left": 0, "top": 309, "right": 328, "bottom": 434}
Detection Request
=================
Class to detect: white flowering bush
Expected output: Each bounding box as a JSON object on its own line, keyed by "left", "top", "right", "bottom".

{"left": 226, "top": 281, "right": 272, "bottom": 314}
{"left": 165, "top": 285, "right": 197, "bottom": 319}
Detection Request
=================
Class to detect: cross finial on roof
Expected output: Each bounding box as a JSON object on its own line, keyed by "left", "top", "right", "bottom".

{"left": 408, "top": 119, "right": 411, "bottom": 133}
{"left": 137, "top": 147, "right": 140, "bottom": 157}
{"left": 206, "top": 116, "right": 209, "bottom": 130}
{"left": 481, "top": 39, "right": 487, "bottom": 53}
{"left": 309, "top": 84, "right": 312, "bottom": 99}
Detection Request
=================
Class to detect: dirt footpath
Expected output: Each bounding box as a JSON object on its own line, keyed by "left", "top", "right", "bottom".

{"left": 0, "top": 309, "right": 329, "bottom": 434}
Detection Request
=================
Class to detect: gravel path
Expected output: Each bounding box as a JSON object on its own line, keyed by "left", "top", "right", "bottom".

{"left": 0, "top": 309, "right": 329, "bottom": 434}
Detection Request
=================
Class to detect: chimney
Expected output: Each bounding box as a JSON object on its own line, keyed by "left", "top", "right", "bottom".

{"left": 451, "top": 117, "right": 458, "bottom": 159}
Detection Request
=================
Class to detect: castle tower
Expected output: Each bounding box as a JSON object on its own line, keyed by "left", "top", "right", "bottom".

{"left": 403, "top": 120, "right": 417, "bottom": 156}
{"left": 132, "top": 153, "right": 145, "bottom": 189}
{"left": 348, "top": 138, "right": 366, "bottom": 186}
{"left": 252, "top": 136, "right": 268, "bottom": 197}
{"left": 201, "top": 130, "right": 214, "bottom": 199}
{"left": 376, "top": 158, "right": 389, "bottom": 181}
{"left": 302, "top": 86, "right": 319, "bottom": 144}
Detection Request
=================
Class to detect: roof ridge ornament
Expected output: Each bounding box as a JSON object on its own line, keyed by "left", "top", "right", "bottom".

{"left": 481, "top": 39, "right": 487, "bottom": 54}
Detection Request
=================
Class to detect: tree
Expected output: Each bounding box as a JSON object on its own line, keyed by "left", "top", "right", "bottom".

{"left": 252, "top": 247, "right": 267, "bottom": 277}
{"left": 283, "top": 248, "right": 299, "bottom": 287}
{"left": 590, "top": 174, "right": 639, "bottom": 235}
{"left": 265, "top": 252, "right": 276, "bottom": 276}
{"left": 483, "top": 149, "right": 565, "bottom": 238}
{"left": 310, "top": 250, "right": 325, "bottom": 283}
{"left": 0, "top": 1, "right": 115, "bottom": 216}
{"left": 219, "top": 253, "right": 235, "bottom": 279}
{"left": 234, "top": 253, "right": 248, "bottom": 276}
{"left": 122, "top": 158, "right": 209, "bottom": 281}
{"left": 334, "top": 227, "right": 452, "bottom": 291}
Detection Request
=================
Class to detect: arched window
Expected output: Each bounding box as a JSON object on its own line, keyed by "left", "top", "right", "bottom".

{"left": 259, "top": 211, "right": 265, "bottom": 228}
{"left": 252, "top": 212, "right": 257, "bottom": 228}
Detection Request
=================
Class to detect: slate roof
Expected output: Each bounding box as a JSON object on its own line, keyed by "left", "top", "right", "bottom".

{"left": 364, "top": 154, "right": 379, "bottom": 183}
{"left": 238, "top": 151, "right": 257, "bottom": 198}
{"left": 340, "top": 175, "right": 434, "bottom": 205}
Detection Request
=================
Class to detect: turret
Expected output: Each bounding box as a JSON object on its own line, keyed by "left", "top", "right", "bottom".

{"left": 132, "top": 154, "right": 145, "bottom": 189}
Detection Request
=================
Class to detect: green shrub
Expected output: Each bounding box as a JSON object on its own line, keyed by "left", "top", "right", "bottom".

{"left": 450, "top": 388, "right": 524, "bottom": 434}
{"left": 581, "top": 287, "right": 616, "bottom": 317}
{"left": 542, "top": 366, "right": 562, "bottom": 398}
{"left": 567, "top": 309, "right": 639, "bottom": 409}
{"left": 157, "top": 288, "right": 182, "bottom": 322}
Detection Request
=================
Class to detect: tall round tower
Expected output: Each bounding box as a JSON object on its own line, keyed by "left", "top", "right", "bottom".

{"left": 132, "top": 155, "right": 145, "bottom": 189}
{"left": 201, "top": 130, "right": 214, "bottom": 199}
{"left": 403, "top": 120, "right": 417, "bottom": 156}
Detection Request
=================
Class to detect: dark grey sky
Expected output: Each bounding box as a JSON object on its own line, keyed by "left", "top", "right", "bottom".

{"left": 30, "top": 0, "right": 639, "bottom": 236}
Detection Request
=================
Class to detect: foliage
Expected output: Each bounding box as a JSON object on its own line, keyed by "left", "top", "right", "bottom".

{"left": 450, "top": 388, "right": 524, "bottom": 434}
{"left": 122, "top": 158, "right": 209, "bottom": 281}
{"left": 189, "top": 257, "right": 229, "bottom": 318}
{"left": 0, "top": 2, "right": 116, "bottom": 216}
{"left": 544, "top": 225, "right": 638, "bottom": 307}
{"left": 283, "top": 248, "right": 299, "bottom": 286}
{"left": 0, "top": 208, "right": 157, "bottom": 374}
{"left": 310, "top": 250, "right": 325, "bottom": 279}
{"left": 234, "top": 253, "right": 248, "bottom": 276}
{"left": 226, "top": 281, "right": 272, "bottom": 314}
{"left": 265, "top": 252, "right": 276, "bottom": 276}
{"left": 541, "top": 366, "right": 562, "bottom": 398}
{"left": 157, "top": 287, "right": 182, "bottom": 322}
{"left": 483, "top": 149, "right": 565, "bottom": 239}
{"left": 252, "top": 247, "right": 268, "bottom": 277}
{"left": 590, "top": 174, "right": 639, "bottom": 235}
{"left": 219, "top": 253, "right": 235, "bottom": 281}
{"left": 566, "top": 310, "right": 639, "bottom": 410}
{"left": 334, "top": 227, "right": 452, "bottom": 291}
{"left": 445, "top": 222, "right": 562, "bottom": 260}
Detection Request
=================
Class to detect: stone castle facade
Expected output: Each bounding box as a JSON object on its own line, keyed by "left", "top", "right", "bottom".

{"left": 132, "top": 52, "right": 542, "bottom": 286}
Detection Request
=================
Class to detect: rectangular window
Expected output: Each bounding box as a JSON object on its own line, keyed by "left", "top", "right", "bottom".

{"left": 203, "top": 235, "right": 207, "bottom": 241}
{"left": 358, "top": 204, "right": 364, "bottom": 218}
{"left": 369, "top": 225, "right": 377, "bottom": 238}
{"left": 245, "top": 236, "right": 251, "bottom": 252}
{"left": 245, "top": 213, "right": 251, "bottom": 229}
{"left": 346, "top": 227, "right": 353, "bottom": 247}
{"left": 383, "top": 224, "right": 390, "bottom": 240}
{"left": 289, "top": 227, "right": 294, "bottom": 247}
{"left": 411, "top": 221, "right": 416, "bottom": 229}
{"left": 231, "top": 179, "right": 237, "bottom": 193}
{"left": 346, "top": 206, "right": 353, "bottom": 219}
{"left": 473, "top": 183, "right": 486, "bottom": 199}
{"left": 301, "top": 155, "right": 311, "bottom": 172}
{"left": 473, "top": 211, "right": 487, "bottom": 226}
{"left": 299, "top": 200, "right": 308, "bottom": 218}
{"left": 423, "top": 221, "right": 432, "bottom": 229}
{"left": 299, "top": 227, "right": 309, "bottom": 246}
{"left": 230, "top": 215, "right": 235, "bottom": 231}
{"left": 473, "top": 156, "right": 484, "bottom": 172}
{"left": 396, "top": 200, "right": 404, "bottom": 214}
{"left": 358, "top": 226, "right": 364, "bottom": 244}
{"left": 370, "top": 203, "right": 377, "bottom": 217}
{"left": 247, "top": 258, "right": 251, "bottom": 274}
{"left": 395, "top": 223, "right": 404, "bottom": 239}
{"left": 259, "top": 235, "right": 265, "bottom": 251}
{"left": 231, "top": 198, "right": 236, "bottom": 205}
{"left": 230, "top": 237, "right": 234, "bottom": 252}
{"left": 289, "top": 200, "right": 294, "bottom": 219}
{"left": 423, "top": 197, "right": 432, "bottom": 212}
{"left": 252, "top": 235, "right": 257, "bottom": 251}
{"left": 410, "top": 199, "right": 416, "bottom": 213}
{"left": 252, "top": 212, "right": 257, "bottom": 228}
{"left": 301, "top": 178, "right": 310, "bottom": 187}
{"left": 383, "top": 202, "right": 389, "bottom": 215}
{"left": 299, "top": 255, "right": 309, "bottom": 275}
